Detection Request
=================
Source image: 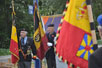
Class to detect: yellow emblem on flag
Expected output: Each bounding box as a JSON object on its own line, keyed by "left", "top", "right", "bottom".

{"left": 64, "top": 0, "right": 91, "bottom": 33}
{"left": 34, "top": 22, "right": 45, "bottom": 49}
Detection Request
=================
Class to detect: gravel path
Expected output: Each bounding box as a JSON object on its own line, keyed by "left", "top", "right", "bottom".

{"left": 0, "top": 45, "right": 102, "bottom": 68}
{"left": 0, "top": 55, "right": 11, "bottom": 62}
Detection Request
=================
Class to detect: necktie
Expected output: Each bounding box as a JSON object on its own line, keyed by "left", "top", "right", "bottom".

{"left": 22, "top": 38, "right": 24, "bottom": 45}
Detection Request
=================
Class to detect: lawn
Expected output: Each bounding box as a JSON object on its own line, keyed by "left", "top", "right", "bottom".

{"left": 0, "top": 49, "right": 10, "bottom": 56}
{"left": 97, "top": 40, "right": 102, "bottom": 45}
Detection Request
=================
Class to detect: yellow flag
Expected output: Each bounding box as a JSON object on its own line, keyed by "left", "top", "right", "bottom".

{"left": 11, "top": 25, "right": 18, "bottom": 43}
{"left": 64, "top": 0, "right": 91, "bottom": 33}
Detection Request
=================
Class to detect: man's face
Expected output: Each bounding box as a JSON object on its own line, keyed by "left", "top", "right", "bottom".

{"left": 20, "top": 31, "right": 27, "bottom": 38}
{"left": 47, "top": 27, "right": 54, "bottom": 33}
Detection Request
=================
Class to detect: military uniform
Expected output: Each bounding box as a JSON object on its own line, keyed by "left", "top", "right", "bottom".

{"left": 46, "top": 32, "right": 56, "bottom": 68}
{"left": 18, "top": 37, "right": 36, "bottom": 68}
{"left": 88, "top": 47, "right": 102, "bottom": 68}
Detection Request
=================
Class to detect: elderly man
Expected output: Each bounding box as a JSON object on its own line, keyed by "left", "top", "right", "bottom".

{"left": 88, "top": 14, "right": 102, "bottom": 68}
{"left": 18, "top": 28, "right": 36, "bottom": 68}
{"left": 45, "top": 24, "right": 56, "bottom": 68}
{"left": 97, "top": 14, "right": 102, "bottom": 40}
{"left": 98, "top": 25, "right": 102, "bottom": 40}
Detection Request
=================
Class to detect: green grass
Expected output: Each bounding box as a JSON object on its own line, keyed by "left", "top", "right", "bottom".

{"left": 0, "top": 49, "right": 10, "bottom": 56}
{"left": 97, "top": 40, "right": 102, "bottom": 45}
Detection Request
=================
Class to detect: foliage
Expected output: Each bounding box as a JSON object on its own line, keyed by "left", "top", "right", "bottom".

{"left": 0, "top": 0, "right": 12, "bottom": 48}
{"left": 0, "top": 0, "right": 102, "bottom": 48}
{"left": 98, "top": 40, "right": 102, "bottom": 45}
{"left": 92, "top": 0, "right": 102, "bottom": 40}
{"left": 0, "top": 0, "right": 34, "bottom": 48}
{"left": 39, "top": 0, "right": 66, "bottom": 15}
{"left": 0, "top": 49, "right": 10, "bottom": 56}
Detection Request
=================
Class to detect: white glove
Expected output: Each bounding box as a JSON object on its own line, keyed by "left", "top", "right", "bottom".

{"left": 47, "top": 42, "right": 53, "bottom": 46}
{"left": 54, "top": 37, "right": 57, "bottom": 45}
{"left": 54, "top": 37, "right": 57, "bottom": 42}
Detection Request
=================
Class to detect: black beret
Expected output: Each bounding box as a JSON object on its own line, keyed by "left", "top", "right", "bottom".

{"left": 48, "top": 24, "right": 54, "bottom": 27}
{"left": 21, "top": 28, "right": 27, "bottom": 31}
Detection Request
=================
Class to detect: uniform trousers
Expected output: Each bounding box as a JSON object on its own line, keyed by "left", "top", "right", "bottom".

{"left": 18, "top": 61, "right": 31, "bottom": 68}
{"left": 46, "top": 57, "right": 56, "bottom": 68}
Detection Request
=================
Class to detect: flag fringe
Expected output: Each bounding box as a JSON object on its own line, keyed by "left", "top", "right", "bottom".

{"left": 56, "top": 52, "right": 81, "bottom": 68}
{"left": 55, "top": 1, "right": 82, "bottom": 68}
{"left": 10, "top": 51, "right": 19, "bottom": 63}
{"left": 55, "top": 1, "right": 69, "bottom": 45}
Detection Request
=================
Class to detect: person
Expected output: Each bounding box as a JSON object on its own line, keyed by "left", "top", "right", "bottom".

{"left": 45, "top": 24, "right": 56, "bottom": 68}
{"left": 88, "top": 15, "right": 102, "bottom": 68}
{"left": 88, "top": 47, "right": 102, "bottom": 68}
{"left": 18, "top": 28, "right": 36, "bottom": 68}
{"left": 97, "top": 14, "right": 102, "bottom": 40}
{"left": 98, "top": 25, "right": 102, "bottom": 40}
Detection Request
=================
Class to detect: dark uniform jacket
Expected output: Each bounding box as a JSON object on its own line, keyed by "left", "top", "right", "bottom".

{"left": 18, "top": 37, "right": 36, "bottom": 62}
{"left": 45, "top": 32, "right": 56, "bottom": 59}
{"left": 88, "top": 47, "right": 102, "bottom": 68}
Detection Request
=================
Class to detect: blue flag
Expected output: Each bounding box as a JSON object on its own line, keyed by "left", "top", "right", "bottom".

{"left": 28, "top": 5, "right": 33, "bottom": 14}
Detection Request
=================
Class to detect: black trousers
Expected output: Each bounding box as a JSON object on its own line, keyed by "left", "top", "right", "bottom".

{"left": 46, "top": 57, "right": 56, "bottom": 68}
{"left": 18, "top": 61, "right": 31, "bottom": 68}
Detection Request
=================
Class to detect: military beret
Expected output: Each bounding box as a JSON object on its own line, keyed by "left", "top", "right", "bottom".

{"left": 48, "top": 24, "right": 54, "bottom": 27}
{"left": 21, "top": 28, "right": 27, "bottom": 31}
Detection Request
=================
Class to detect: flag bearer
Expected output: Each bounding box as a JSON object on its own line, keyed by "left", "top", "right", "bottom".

{"left": 45, "top": 24, "right": 56, "bottom": 68}
{"left": 18, "top": 28, "right": 36, "bottom": 68}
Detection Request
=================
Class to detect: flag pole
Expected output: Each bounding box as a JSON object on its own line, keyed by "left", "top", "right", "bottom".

{"left": 12, "top": 0, "right": 14, "bottom": 13}
{"left": 86, "top": 0, "right": 98, "bottom": 50}
{"left": 11, "top": 0, "right": 16, "bottom": 25}
{"left": 11, "top": 0, "right": 16, "bottom": 68}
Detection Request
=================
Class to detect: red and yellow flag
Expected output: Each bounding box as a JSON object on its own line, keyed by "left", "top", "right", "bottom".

{"left": 56, "top": 0, "right": 94, "bottom": 68}
{"left": 33, "top": 4, "right": 48, "bottom": 60}
{"left": 10, "top": 24, "right": 19, "bottom": 64}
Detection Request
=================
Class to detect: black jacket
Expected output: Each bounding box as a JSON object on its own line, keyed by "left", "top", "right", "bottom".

{"left": 88, "top": 47, "right": 102, "bottom": 68}
{"left": 45, "top": 32, "right": 56, "bottom": 59}
{"left": 18, "top": 37, "right": 36, "bottom": 62}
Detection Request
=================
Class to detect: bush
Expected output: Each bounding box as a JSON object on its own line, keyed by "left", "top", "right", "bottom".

{"left": 0, "top": 49, "right": 10, "bottom": 56}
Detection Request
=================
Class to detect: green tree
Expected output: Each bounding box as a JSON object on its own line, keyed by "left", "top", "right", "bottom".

{"left": 0, "top": 0, "right": 102, "bottom": 48}
{"left": 0, "top": 0, "right": 12, "bottom": 48}
{"left": 92, "top": 0, "right": 102, "bottom": 39}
